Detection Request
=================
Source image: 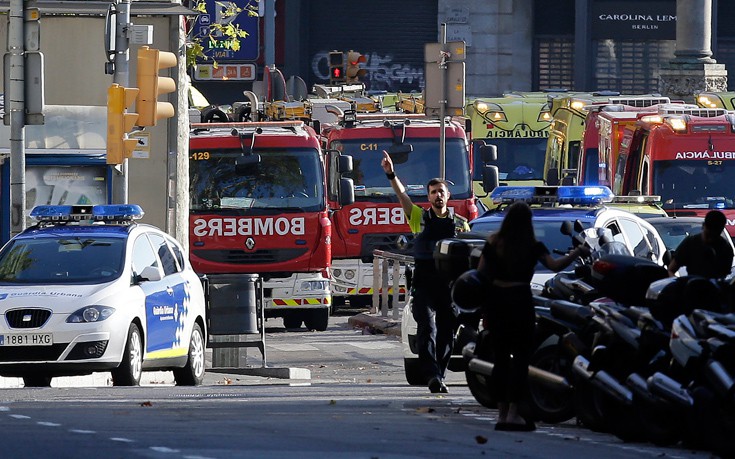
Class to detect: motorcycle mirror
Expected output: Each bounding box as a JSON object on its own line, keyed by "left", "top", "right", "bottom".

{"left": 560, "top": 221, "right": 573, "bottom": 236}
{"left": 573, "top": 220, "right": 585, "bottom": 233}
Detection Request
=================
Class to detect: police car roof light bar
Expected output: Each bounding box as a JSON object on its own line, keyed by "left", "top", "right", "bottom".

{"left": 30, "top": 204, "right": 144, "bottom": 223}
{"left": 490, "top": 185, "right": 613, "bottom": 206}
{"left": 610, "top": 195, "right": 662, "bottom": 204}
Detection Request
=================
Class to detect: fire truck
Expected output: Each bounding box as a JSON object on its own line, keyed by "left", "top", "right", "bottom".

{"left": 464, "top": 93, "right": 551, "bottom": 206}
{"left": 188, "top": 121, "right": 353, "bottom": 330}
{"left": 320, "top": 110, "right": 490, "bottom": 306}
{"left": 577, "top": 96, "right": 672, "bottom": 186}
{"left": 614, "top": 104, "right": 735, "bottom": 237}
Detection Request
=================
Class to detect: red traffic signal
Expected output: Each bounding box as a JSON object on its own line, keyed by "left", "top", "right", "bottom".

{"left": 328, "top": 50, "right": 344, "bottom": 84}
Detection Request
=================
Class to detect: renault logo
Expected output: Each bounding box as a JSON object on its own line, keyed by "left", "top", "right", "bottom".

{"left": 245, "top": 237, "right": 255, "bottom": 250}
{"left": 396, "top": 235, "right": 408, "bottom": 250}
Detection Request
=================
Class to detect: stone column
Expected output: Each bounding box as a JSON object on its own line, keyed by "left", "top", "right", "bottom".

{"left": 659, "top": 0, "right": 727, "bottom": 102}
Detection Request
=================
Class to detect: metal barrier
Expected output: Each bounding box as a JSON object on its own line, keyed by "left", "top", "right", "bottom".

{"left": 371, "top": 249, "right": 414, "bottom": 320}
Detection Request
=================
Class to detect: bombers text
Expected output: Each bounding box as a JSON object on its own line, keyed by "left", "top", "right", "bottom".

{"left": 193, "top": 217, "right": 305, "bottom": 236}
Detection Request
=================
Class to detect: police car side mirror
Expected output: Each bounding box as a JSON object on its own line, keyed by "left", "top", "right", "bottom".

{"left": 139, "top": 266, "right": 163, "bottom": 283}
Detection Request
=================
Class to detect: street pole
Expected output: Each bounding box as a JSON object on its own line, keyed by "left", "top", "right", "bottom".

{"left": 111, "top": 0, "right": 130, "bottom": 204}
{"left": 8, "top": 0, "right": 26, "bottom": 237}
{"left": 264, "top": 0, "right": 275, "bottom": 69}
{"left": 439, "top": 23, "right": 446, "bottom": 180}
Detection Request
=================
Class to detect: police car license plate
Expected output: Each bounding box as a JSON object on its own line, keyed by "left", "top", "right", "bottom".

{"left": 0, "top": 334, "right": 53, "bottom": 346}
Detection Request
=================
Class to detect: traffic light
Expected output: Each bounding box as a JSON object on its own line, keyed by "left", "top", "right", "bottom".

{"left": 329, "top": 51, "right": 344, "bottom": 84}
{"left": 345, "top": 50, "right": 366, "bottom": 83}
{"left": 106, "top": 83, "right": 139, "bottom": 165}
{"left": 136, "top": 46, "right": 177, "bottom": 126}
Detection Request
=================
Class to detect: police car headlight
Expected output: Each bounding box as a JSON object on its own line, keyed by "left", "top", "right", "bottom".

{"left": 344, "top": 270, "right": 356, "bottom": 280}
{"left": 301, "top": 280, "right": 328, "bottom": 291}
{"left": 67, "top": 306, "right": 116, "bottom": 323}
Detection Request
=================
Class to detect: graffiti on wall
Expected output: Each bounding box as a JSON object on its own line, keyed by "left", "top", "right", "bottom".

{"left": 311, "top": 51, "right": 424, "bottom": 92}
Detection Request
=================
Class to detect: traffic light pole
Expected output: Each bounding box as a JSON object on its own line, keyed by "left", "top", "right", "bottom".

{"left": 8, "top": 0, "right": 27, "bottom": 237}
{"left": 111, "top": 0, "right": 131, "bottom": 204}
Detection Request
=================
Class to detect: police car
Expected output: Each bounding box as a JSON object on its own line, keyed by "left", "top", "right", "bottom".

{"left": 0, "top": 205, "right": 207, "bottom": 387}
{"left": 401, "top": 186, "right": 668, "bottom": 385}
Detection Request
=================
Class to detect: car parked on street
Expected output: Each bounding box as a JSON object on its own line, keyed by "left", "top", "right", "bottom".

{"left": 0, "top": 205, "right": 207, "bottom": 387}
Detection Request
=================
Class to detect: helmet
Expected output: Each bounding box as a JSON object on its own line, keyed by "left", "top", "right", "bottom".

{"left": 451, "top": 269, "right": 490, "bottom": 314}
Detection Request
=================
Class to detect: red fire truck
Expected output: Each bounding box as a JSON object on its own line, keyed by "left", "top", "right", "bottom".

{"left": 578, "top": 97, "right": 672, "bottom": 186}
{"left": 615, "top": 105, "right": 735, "bottom": 237}
{"left": 320, "top": 110, "right": 488, "bottom": 306}
{"left": 188, "top": 121, "right": 353, "bottom": 330}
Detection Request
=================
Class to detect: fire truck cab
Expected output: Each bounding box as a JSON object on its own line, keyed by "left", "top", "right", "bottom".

{"left": 320, "top": 111, "right": 489, "bottom": 306}
{"left": 615, "top": 105, "right": 735, "bottom": 237}
{"left": 188, "top": 121, "right": 353, "bottom": 330}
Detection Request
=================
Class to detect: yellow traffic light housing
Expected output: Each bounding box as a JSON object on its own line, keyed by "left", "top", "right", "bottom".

{"left": 106, "top": 83, "right": 139, "bottom": 165}
{"left": 329, "top": 51, "right": 344, "bottom": 84}
{"left": 136, "top": 46, "right": 177, "bottom": 126}
{"left": 345, "top": 50, "right": 366, "bottom": 83}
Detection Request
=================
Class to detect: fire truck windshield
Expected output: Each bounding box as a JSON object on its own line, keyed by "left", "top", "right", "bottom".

{"left": 333, "top": 138, "right": 472, "bottom": 201}
{"left": 189, "top": 148, "right": 324, "bottom": 212}
{"left": 472, "top": 138, "right": 546, "bottom": 181}
{"left": 654, "top": 160, "right": 735, "bottom": 209}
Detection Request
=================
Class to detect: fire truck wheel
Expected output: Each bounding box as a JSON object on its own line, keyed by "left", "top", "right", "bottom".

{"left": 201, "top": 105, "right": 229, "bottom": 123}
{"left": 305, "top": 309, "right": 329, "bottom": 331}
{"left": 283, "top": 314, "right": 303, "bottom": 329}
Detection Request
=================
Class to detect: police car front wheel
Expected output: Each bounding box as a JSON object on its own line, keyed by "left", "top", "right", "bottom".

{"left": 174, "top": 323, "right": 206, "bottom": 386}
{"left": 112, "top": 323, "right": 143, "bottom": 386}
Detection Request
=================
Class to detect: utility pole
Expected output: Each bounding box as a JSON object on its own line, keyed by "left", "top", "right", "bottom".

{"left": 111, "top": 0, "right": 131, "bottom": 204}
{"left": 8, "top": 0, "right": 26, "bottom": 237}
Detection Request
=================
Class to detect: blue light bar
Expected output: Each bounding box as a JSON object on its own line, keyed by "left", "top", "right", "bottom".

{"left": 92, "top": 204, "right": 144, "bottom": 221}
{"left": 557, "top": 186, "right": 613, "bottom": 204}
{"left": 30, "top": 204, "right": 144, "bottom": 222}
{"left": 490, "top": 185, "right": 613, "bottom": 206}
{"left": 490, "top": 186, "right": 536, "bottom": 203}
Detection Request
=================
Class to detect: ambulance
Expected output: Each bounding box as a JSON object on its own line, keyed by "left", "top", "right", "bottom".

{"left": 188, "top": 121, "right": 353, "bottom": 330}
{"left": 614, "top": 105, "right": 735, "bottom": 237}
{"left": 464, "top": 93, "right": 552, "bottom": 206}
{"left": 697, "top": 92, "right": 735, "bottom": 110}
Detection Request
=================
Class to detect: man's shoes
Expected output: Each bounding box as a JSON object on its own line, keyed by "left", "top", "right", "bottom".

{"left": 428, "top": 377, "right": 448, "bottom": 394}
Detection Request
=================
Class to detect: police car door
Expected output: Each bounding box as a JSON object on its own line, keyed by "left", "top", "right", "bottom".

{"left": 131, "top": 233, "right": 176, "bottom": 357}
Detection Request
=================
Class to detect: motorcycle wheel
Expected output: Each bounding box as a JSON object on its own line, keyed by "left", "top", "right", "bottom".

{"left": 466, "top": 368, "right": 497, "bottom": 409}
{"left": 593, "top": 385, "right": 648, "bottom": 443}
{"left": 526, "top": 344, "right": 575, "bottom": 424}
{"left": 572, "top": 377, "right": 610, "bottom": 432}
{"left": 631, "top": 396, "right": 682, "bottom": 446}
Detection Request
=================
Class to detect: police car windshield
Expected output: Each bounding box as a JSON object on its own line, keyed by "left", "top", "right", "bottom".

{"left": 334, "top": 138, "right": 472, "bottom": 201}
{"left": 472, "top": 138, "right": 546, "bottom": 181}
{"left": 654, "top": 160, "right": 735, "bottom": 210}
{"left": 0, "top": 237, "right": 125, "bottom": 284}
{"left": 470, "top": 219, "right": 589, "bottom": 255}
{"left": 189, "top": 148, "right": 325, "bottom": 212}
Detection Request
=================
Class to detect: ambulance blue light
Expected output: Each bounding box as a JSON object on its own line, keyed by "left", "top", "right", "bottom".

{"left": 30, "top": 204, "right": 144, "bottom": 222}
{"left": 557, "top": 186, "right": 613, "bottom": 204}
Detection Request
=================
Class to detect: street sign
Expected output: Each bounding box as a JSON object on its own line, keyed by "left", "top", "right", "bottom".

{"left": 194, "top": 63, "right": 256, "bottom": 81}
{"left": 193, "top": 0, "right": 259, "bottom": 62}
{"left": 424, "top": 40, "right": 465, "bottom": 111}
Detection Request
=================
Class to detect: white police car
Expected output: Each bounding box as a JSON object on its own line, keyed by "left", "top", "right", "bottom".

{"left": 0, "top": 205, "right": 207, "bottom": 387}
{"left": 401, "top": 186, "right": 668, "bottom": 385}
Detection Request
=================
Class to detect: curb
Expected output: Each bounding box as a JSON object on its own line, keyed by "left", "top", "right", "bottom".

{"left": 348, "top": 312, "right": 401, "bottom": 337}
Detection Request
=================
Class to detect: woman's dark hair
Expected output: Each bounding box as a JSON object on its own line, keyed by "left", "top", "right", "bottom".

{"left": 488, "top": 201, "right": 537, "bottom": 260}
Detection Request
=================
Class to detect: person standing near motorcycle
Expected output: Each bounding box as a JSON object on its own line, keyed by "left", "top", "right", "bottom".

{"left": 381, "top": 150, "right": 469, "bottom": 394}
{"left": 477, "top": 201, "right": 589, "bottom": 431}
{"left": 667, "top": 210, "right": 733, "bottom": 278}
